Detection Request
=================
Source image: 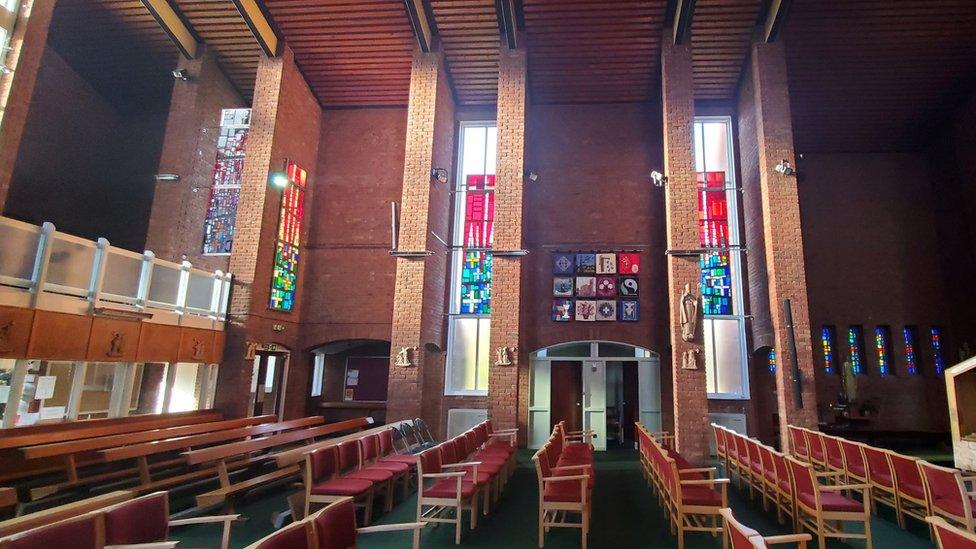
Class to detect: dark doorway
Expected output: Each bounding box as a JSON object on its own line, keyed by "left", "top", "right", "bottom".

{"left": 550, "top": 361, "right": 583, "bottom": 433}
{"left": 251, "top": 352, "right": 286, "bottom": 417}
{"left": 622, "top": 363, "right": 639, "bottom": 443}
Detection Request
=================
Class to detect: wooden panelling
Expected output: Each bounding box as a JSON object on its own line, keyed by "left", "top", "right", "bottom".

{"left": 0, "top": 306, "right": 34, "bottom": 359}
{"left": 263, "top": 0, "right": 416, "bottom": 107}
{"left": 212, "top": 330, "right": 226, "bottom": 363}
{"left": 691, "top": 0, "right": 762, "bottom": 100}
{"left": 26, "top": 312, "right": 93, "bottom": 361}
{"left": 178, "top": 327, "right": 215, "bottom": 363}
{"left": 85, "top": 317, "right": 141, "bottom": 362}
{"left": 430, "top": 0, "right": 501, "bottom": 105}
{"left": 136, "top": 322, "right": 182, "bottom": 363}
{"left": 523, "top": 0, "right": 668, "bottom": 104}
{"left": 784, "top": 0, "right": 976, "bottom": 151}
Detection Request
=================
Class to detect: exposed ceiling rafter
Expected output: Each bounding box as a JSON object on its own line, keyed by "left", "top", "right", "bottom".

{"left": 403, "top": 0, "right": 436, "bottom": 52}
{"left": 231, "top": 0, "right": 281, "bottom": 57}
{"left": 495, "top": 0, "right": 519, "bottom": 49}
{"left": 763, "top": 0, "right": 793, "bottom": 42}
{"left": 671, "top": 0, "right": 697, "bottom": 45}
{"left": 140, "top": 0, "right": 201, "bottom": 59}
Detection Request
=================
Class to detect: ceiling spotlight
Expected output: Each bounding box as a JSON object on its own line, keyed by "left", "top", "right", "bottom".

{"left": 526, "top": 171, "right": 539, "bottom": 182}
{"left": 430, "top": 168, "right": 449, "bottom": 184}
{"left": 172, "top": 68, "right": 189, "bottom": 81}
{"left": 270, "top": 172, "right": 289, "bottom": 189}
{"left": 774, "top": 160, "right": 796, "bottom": 176}
{"left": 650, "top": 170, "right": 668, "bottom": 187}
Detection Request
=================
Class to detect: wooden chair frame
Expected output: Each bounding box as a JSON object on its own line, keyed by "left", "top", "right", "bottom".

{"left": 303, "top": 447, "right": 375, "bottom": 526}
{"left": 787, "top": 425, "right": 810, "bottom": 462}
{"left": 415, "top": 450, "right": 480, "bottom": 545}
{"left": 311, "top": 497, "right": 426, "bottom": 549}
{"left": 100, "top": 491, "right": 238, "bottom": 549}
{"left": 862, "top": 445, "right": 900, "bottom": 521}
{"left": 919, "top": 460, "right": 976, "bottom": 533}
{"left": 711, "top": 424, "right": 730, "bottom": 477}
{"left": 719, "top": 508, "right": 811, "bottom": 548}
{"left": 664, "top": 454, "right": 729, "bottom": 549}
{"left": 787, "top": 456, "right": 873, "bottom": 549}
{"left": 927, "top": 516, "right": 976, "bottom": 549}
{"left": 803, "top": 430, "right": 828, "bottom": 472}
{"left": 531, "top": 445, "right": 590, "bottom": 549}
{"left": 888, "top": 451, "right": 929, "bottom": 528}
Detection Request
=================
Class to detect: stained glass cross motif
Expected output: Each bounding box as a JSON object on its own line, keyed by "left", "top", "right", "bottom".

{"left": 697, "top": 171, "right": 733, "bottom": 315}
{"left": 457, "top": 174, "right": 495, "bottom": 314}
{"left": 269, "top": 161, "right": 307, "bottom": 312}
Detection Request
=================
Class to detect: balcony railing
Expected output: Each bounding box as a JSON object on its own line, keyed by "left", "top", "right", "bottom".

{"left": 0, "top": 216, "right": 231, "bottom": 322}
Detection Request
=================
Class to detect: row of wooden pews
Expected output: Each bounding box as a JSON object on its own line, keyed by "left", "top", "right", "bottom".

{"left": 531, "top": 421, "right": 595, "bottom": 549}
{"left": 787, "top": 424, "right": 976, "bottom": 541}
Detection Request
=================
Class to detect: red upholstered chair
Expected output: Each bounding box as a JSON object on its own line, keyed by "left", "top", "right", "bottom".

{"left": 336, "top": 440, "right": 395, "bottom": 514}
{"left": 711, "top": 424, "right": 730, "bottom": 476}
{"left": 724, "top": 428, "right": 743, "bottom": 487}
{"left": 101, "top": 491, "right": 238, "bottom": 549}
{"left": 720, "top": 508, "right": 811, "bottom": 548}
{"left": 532, "top": 443, "right": 591, "bottom": 549}
{"left": 804, "top": 430, "right": 828, "bottom": 472}
{"left": 889, "top": 451, "right": 928, "bottom": 527}
{"left": 243, "top": 519, "right": 312, "bottom": 549}
{"left": 415, "top": 447, "right": 479, "bottom": 544}
{"left": 787, "top": 456, "right": 872, "bottom": 549}
{"left": 360, "top": 434, "right": 411, "bottom": 500}
{"left": 928, "top": 516, "right": 976, "bottom": 549}
{"left": 733, "top": 431, "right": 753, "bottom": 490}
{"left": 438, "top": 440, "right": 493, "bottom": 515}
{"left": 919, "top": 461, "right": 976, "bottom": 532}
{"left": 840, "top": 439, "right": 869, "bottom": 486}
{"left": 0, "top": 514, "right": 109, "bottom": 549}
{"left": 769, "top": 449, "right": 797, "bottom": 528}
{"left": 304, "top": 445, "right": 375, "bottom": 524}
{"left": 757, "top": 443, "right": 780, "bottom": 513}
{"left": 744, "top": 438, "right": 766, "bottom": 500}
{"left": 822, "top": 435, "right": 847, "bottom": 478}
{"left": 863, "top": 444, "right": 899, "bottom": 520}
{"left": 788, "top": 425, "right": 810, "bottom": 462}
{"left": 310, "top": 497, "right": 425, "bottom": 549}
{"left": 664, "top": 448, "right": 728, "bottom": 549}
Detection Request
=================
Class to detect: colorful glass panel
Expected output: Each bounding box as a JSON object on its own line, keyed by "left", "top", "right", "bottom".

{"left": 203, "top": 108, "right": 250, "bottom": 254}
{"left": 875, "top": 326, "right": 891, "bottom": 376}
{"left": 822, "top": 326, "right": 836, "bottom": 375}
{"left": 932, "top": 327, "right": 945, "bottom": 375}
{"left": 458, "top": 174, "right": 494, "bottom": 314}
{"left": 697, "top": 171, "right": 732, "bottom": 315}
{"left": 904, "top": 326, "right": 918, "bottom": 375}
{"left": 848, "top": 326, "right": 864, "bottom": 375}
{"left": 269, "top": 161, "right": 307, "bottom": 312}
{"left": 768, "top": 348, "right": 776, "bottom": 373}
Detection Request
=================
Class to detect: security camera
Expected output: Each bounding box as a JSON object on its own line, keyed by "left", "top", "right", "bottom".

{"left": 774, "top": 160, "right": 796, "bottom": 176}
{"left": 430, "top": 168, "right": 449, "bottom": 184}
{"left": 172, "top": 69, "right": 189, "bottom": 81}
{"left": 650, "top": 170, "right": 668, "bottom": 187}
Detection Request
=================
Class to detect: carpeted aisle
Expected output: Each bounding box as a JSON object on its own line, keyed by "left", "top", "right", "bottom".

{"left": 172, "top": 447, "right": 936, "bottom": 548}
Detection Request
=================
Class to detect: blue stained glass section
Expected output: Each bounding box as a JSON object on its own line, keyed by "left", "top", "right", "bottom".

{"left": 700, "top": 251, "right": 732, "bottom": 315}
{"left": 460, "top": 251, "right": 492, "bottom": 314}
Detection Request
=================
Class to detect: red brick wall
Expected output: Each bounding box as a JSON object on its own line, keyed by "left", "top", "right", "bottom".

{"left": 4, "top": 47, "right": 167, "bottom": 251}
{"left": 145, "top": 50, "right": 246, "bottom": 271}
{"left": 800, "top": 153, "right": 951, "bottom": 432}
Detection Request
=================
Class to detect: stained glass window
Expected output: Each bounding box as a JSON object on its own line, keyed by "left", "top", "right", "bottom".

{"left": 931, "top": 327, "right": 945, "bottom": 375}
{"left": 458, "top": 174, "right": 494, "bottom": 314}
{"left": 848, "top": 326, "right": 864, "bottom": 375}
{"left": 697, "top": 171, "right": 732, "bottom": 315}
{"left": 268, "top": 161, "right": 307, "bottom": 312}
{"left": 203, "top": 108, "right": 250, "bottom": 254}
{"left": 821, "top": 326, "right": 836, "bottom": 375}
{"left": 768, "top": 348, "right": 776, "bottom": 374}
{"left": 875, "top": 326, "right": 892, "bottom": 376}
{"left": 904, "top": 326, "right": 918, "bottom": 375}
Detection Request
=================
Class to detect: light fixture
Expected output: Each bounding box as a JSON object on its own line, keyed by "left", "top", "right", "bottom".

{"left": 154, "top": 173, "right": 181, "bottom": 182}
{"left": 430, "top": 168, "right": 449, "bottom": 184}
{"left": 526, "top": 170, "right": 539, "bottom": 182}
{"left": 270, "top": 172, "right": 289, "bottom": 189}
{"left": 774, "top": 159, "right": 796, "bottom": 176}
{"left": 650, "top": 170, "right": 668, "bottom": 187}
{"left": 172, "top": 68, "right": 189, "bottom": 81}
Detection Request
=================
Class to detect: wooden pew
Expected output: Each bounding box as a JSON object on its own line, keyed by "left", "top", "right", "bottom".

{"left": 0, "top": 490, "right": 132, "bottom": 538}
{"left": 186, "top": 417, "right": 373, "bottom": 509}
{"left": 0, "top": 489, "right": 15, "bottom": 518}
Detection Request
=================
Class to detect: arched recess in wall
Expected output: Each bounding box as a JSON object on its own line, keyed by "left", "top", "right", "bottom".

{"left": 308, "top": 339, "right": 391, "bottom": 424}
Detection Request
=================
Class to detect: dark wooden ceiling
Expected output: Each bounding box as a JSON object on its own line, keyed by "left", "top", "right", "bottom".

{"left": 430, "top": 0, "right": 501, "bottom": 106}
{"left": 692, "top": 0, "right": 762, "bottom": 100}
{"left": 784, "top": 0, "right": 976, "bottom": 152}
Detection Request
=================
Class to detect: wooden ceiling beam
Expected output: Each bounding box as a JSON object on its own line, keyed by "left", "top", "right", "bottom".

{"left": 671, "top": 0, "right": 697, "bottom": 44}
{"left": 230, "top": 0, "right": 281, "bottom": 57}
{"left": 494, "top": 0, "right": 518, "bottom": 48}
{"left": 403, "top": 0, "right": 436, "bottom": 52}
{"left": 140, "top": 0, "right": 202, "bottom": 59}
{"left": 762, "top": 0, "right": 793, "bottom": 42}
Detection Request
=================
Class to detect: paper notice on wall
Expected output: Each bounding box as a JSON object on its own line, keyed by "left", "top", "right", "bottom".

{"left": 40, "top": 406, "right": 65, "bottom": 420}
{"left": 346, "top": 369, "right": 359, "bottom": 386}
{"left": 34, "top": 376, "right": 56, "bottom": 400}
{"left": 0, "top": 385, "right": 9, "bottom": 403}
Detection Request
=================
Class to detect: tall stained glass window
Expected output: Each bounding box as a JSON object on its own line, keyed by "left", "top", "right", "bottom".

{"left": 821, "top": 326, "right": 836, "bottom": 375}
{"left": 695, "top": 118, "right": 748, "bottom": 399}
{"left": 445, "top": 123, "right": 496, "bottom": 395}
{"left": 874, "top": 326, "right": 892, "bottom": 376}
{"left": 768, "top": 349, "right": 776, "bottom": 374}
{"left": 848, "top": 326, "right": 864, "bottom": 375}
{"left": 903, "top": 326, "right": 918, "bottom": 375}
{"left": 931, "top": 327, "right": 945, "bottom": 375}
{"left": 203, "top": 109, "right": 250, "bottom": 254}
{"left": 268, "top": 161, "right": 307, "bottom": 312}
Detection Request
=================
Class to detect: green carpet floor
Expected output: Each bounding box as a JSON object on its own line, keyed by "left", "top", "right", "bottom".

{"left": 172, "top": 448, "right": 935, "bottom": 548}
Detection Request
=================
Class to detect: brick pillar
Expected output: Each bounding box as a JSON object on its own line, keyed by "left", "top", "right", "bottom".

{"left": 387, "top": 49, "right": 455, "bottom": 422}
{"left": 145, "top": 48, "right": 246, "bottom": 271}
{"left": 215, "top": 46, "right": 322, "bottom": 418}
{"left": 661, "top": 31, "right": 709, "bottom": 464}
{"left": 747, "top": 39, "right": 818, "bottom": 444}
{"left": 487, "top": 48, "right": 527, "bottom": 431}
{"left": 0, "top": 0, "right": 56, "bottom": 210}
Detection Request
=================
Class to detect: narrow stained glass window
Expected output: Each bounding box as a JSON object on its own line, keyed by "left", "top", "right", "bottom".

{"left": 268, "top": 161, "right": 306, "bottom": 312}
{"left": 903, "top": 326, "right": 918, "bottom": 375}
{"left": 931, "top": 327, "right": 945, "bottom": 375}
{"left": 768, "top": 348, "right": 776, "bottom": 374}
{"left": 875, "top": 326, "right": 892, "bottom": 376}
{"left": 822, "top": 326, "right": 836, "bottom": 375}
{"left": 697, "top": 171, "right": 732, "bottom": 315}
{"left": 459, "top": 174, "right": 494, "bottom": 315}
{"left": 848, "top": 326, "right": 864, "bottom": 375}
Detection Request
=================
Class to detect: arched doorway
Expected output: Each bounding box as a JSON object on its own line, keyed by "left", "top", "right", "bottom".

{"left": 528, "top": 341, "right": 661, "bottom": 451}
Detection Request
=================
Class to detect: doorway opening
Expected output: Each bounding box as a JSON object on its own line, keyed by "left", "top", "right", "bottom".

{"left": 529, "top": 341, "right": 661, "bottom": 451}
{"left": 250, "top": 351, "right": 288, "bottom": 418}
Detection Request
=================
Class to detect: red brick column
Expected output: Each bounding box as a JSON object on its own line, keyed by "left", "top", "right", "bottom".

{"left": 0, "top": 0, "right": 56, "bottom": 210}
{"left": 145, "top": 48, "right": 247, "bottom": 271}
{"left": 387, "top": 49, "right": 455, "bottom": 422}
{"left": 747, "top": 39, "right": 818, "bottom": 444}
{"left": 215, "top": 46, "right": 322, "bottom": 418}
{"left": 487, "top": 48, "right": 527, "bottom": 431}
{"left": 661, "top": 32, "right": 709, "bottom": 464}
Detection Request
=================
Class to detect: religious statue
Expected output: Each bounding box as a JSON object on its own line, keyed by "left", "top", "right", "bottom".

{"left": 495, "top": 347, "right": 514, "bottom": 366}
{"left": 681, "top": 348, "right": 700, "bottom": 370}
{"left": 395, "top": 347, "right": 415, "bottom": 367}
{"left": 192, "top": 339, "right": 206, "bottom": 361}
{"left": 680, "top": 283, "right": 699, "bottom": 342}
{"left": 107, "top": 331, "right": 124, "bottom": 357}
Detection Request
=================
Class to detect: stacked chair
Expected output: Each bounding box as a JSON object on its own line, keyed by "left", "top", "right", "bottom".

{"left": 531, "top": 421, "right": 595, "bottom": 549}
{"left": 414, "top": 419, "right": 517, "bottom": 545}
{"left": 638, "top": 422, "right": 728, "bottom": 549}
{"left": 245, "top": 497, "right": 425, "bottom": 549}
{"left": 720, "top": 508, "right": 812, "bottom": 548}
